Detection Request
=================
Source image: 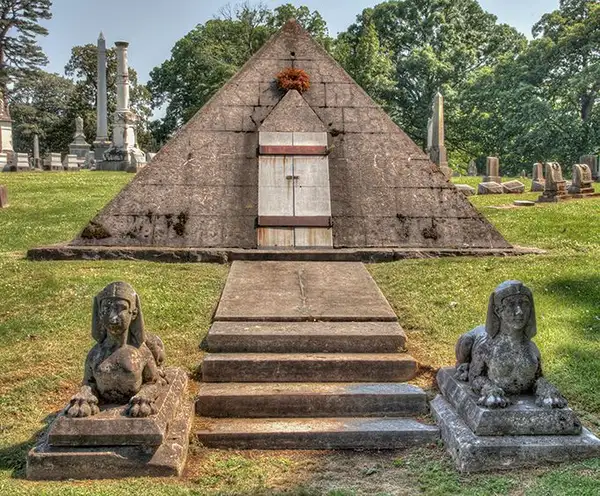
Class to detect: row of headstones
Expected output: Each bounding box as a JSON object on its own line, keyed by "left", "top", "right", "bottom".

{"left": 1, "top": 152, "right": 97, "bottom": 172}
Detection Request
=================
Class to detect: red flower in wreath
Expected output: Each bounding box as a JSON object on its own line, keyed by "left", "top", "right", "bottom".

{"left": 276, "top": 68, "right": 311, "bottom": 93}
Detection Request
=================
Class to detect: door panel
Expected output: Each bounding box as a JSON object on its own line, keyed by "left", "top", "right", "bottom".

{"left": 293, "top": 156, "right": 331, "bottom": 217}
{"left": 295, "top": 227, "right": 333, "bottom": 247}
{"left": 258, "top": 156, "right": 294, "bottom": 216}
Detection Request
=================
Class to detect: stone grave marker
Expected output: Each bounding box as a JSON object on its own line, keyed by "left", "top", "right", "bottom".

{"left": 579, "top": 154, "right": 598, "bottom": 181}
{"left": 432, "top": 280, "right": 600, "bottom": 472}
{"left": 483, "top": 157, "right": 501, "bottom": 184}
{"left": 538, "top": 162, "right": 568, "bottom": 202}
{"left": 0, "top": 184, "right": 7, "bottom": 208}
{"left": 44, "top": 153, "right": 63, "bottom": 171}
{"left": 8, "top": 153, "right": 31, "bottom": 172}
{"left": 531, "top": 162, "right": 545, "bottom": 192}
{"left": 63, "top": 154, "right": 80, "bottom": 171}
{"left": 568, "top": 164, "right": 595, "bottom": 197}
{"left": 27, "top": 282, "right": 192, "bottom": 480}
{"left": 467, "top": 160, "right": 477, "bottom": 176}
{"left": 477, "top": 181, "right": 503, "bottom": 195}
{"left": 69, "top": 116, "right": 91, "bottom": 166}
{"left": 502, "top": 180, "right": 525, "bottom": 194}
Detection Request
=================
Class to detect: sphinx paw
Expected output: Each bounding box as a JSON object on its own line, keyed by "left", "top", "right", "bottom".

{"left": 477, "top": 387, "right": 510, "bottom": 409}
{"left": 536, "top": 392, "right": 568, "bottom": 409}
{"left": 66, "top": 387, "right": 100, "bottom": 418}
{"left": 127, "top": 394, "right": 157, "bottom": 418}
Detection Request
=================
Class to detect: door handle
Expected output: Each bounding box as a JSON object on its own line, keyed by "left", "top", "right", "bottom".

{"left": 286, "top": 175, "right": 300, "bottom": 180}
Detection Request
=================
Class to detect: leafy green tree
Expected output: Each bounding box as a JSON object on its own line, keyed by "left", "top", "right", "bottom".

{"left": 339, "top": 0, "right": 526, "bottom": 148}
{"left": 0, "top": 0, "right": 52, "bottom": 98}
{"left": 9, "top": 69, "right": 74, "bottom": 154}
{"left": 148, "top": 2, "right": 330, "bottom": 140}
{"left": 334, "top": 15, "right": 395, "bottom": 107}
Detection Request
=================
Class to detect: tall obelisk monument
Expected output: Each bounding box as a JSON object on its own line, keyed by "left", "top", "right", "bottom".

{"left": 93, "top": 32, "right": 111, "bottom": 161}
{"left": 429, "top": 92, "right": 452, "bottom": 179}
{"left": 103, "top": 41, "right": 146, "bottom": 172}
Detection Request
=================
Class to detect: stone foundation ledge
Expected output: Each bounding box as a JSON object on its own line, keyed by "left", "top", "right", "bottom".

{"left": 27, "top": 245, "right": 544, "bottom": 264}
{"left": 431, "top": 395, "right": 600, "bottom": 473}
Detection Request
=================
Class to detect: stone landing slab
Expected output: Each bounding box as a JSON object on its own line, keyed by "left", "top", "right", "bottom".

{"left": 431, "top": 395, "right": 600, "bottom": 473}
{"left": 214, "top": 261, "right": 397, "bottom": 322}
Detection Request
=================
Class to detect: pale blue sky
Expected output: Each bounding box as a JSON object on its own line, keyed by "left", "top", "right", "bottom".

{"left": 40, "top": 0, "right": 559, "bottom": 83}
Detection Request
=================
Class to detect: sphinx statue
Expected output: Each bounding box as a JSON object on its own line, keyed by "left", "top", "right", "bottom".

{"left": 455, "top": 280, "right": 567, "bottom": 409}
{"left": 66, "top": 281, "right": 167, "bottom": 418}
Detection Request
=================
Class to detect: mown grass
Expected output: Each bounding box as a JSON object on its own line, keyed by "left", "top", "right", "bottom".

{"left": 0, "top": 172, "right": 599, "bottom": 495}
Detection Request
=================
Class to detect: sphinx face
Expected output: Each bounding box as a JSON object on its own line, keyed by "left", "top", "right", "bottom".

{"left": 498, "top": 294, "right": 531, "bottom": 333}
{"left": 101, "top": 297, "right": 134, "bottom": 339}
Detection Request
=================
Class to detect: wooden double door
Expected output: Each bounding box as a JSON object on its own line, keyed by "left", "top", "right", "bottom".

{"left": 258, "top": 153, "right": 333, "bottom": 248}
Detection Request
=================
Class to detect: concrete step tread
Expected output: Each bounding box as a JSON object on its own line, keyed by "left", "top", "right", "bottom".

{"left": 207, "top": 321, "right": 407, "bottom": 353}
{"left": 197, "top": 417, "right": 438, "bottom": 434}
{"left": 197, "top": 382, "right": 425, "bottom": 396}
{"left": 203, "top": 353, "right": 415, "bottom": 362}
{"left": 196, "top": 382, "right": 428, "bottom": 418}
{"left": 209, "top": 321, "right": 406, "bottom": 336}
{"left": 196, "top": 417, "right": 439, "bottom": 449}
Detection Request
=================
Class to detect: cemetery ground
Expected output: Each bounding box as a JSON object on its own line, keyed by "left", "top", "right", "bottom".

{"left": 0, "top": 173, "right": 599, "bottom": 495}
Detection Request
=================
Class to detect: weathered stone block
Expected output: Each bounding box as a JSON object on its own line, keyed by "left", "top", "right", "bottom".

{"left": 502, "top": 180, "right": 525, "bottom": 194}
{"left": 531, "top": 180, "right": 545, "bottom": 192}
{"left": 437, "top": 368, "right": 581, "bottom": 436}
{"left": 477, "top": 182, "right": 503, "bottom": 194}
{"left": 454, "top": 184, "right": 475, "bottom": 197}
{"left": 431, "top": 395, "right": 600, "bottom": 473}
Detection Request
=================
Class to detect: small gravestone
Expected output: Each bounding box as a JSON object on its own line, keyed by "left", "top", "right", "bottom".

{"left": 44, "top": 153, "right": 63, "bottom": 171}
{"left": 432, "top": 281, "right": 600, "bottom": 472}
{"left": 7, "top": 153, "right": 31, "bottom": 172}
{"left": 538, "top": 162, "right": 568, "bottom": 202}
{"left": 531, "top": 162, "right": 545, "bottom": 192}
{"left": 568, "top": 164, "right": 595, "bottom": 197}
{"left": 502, "top": 180, "right": 525, "bottom": 194}
{"left": 467, "top": 160, "right": 477, "bottom": 176}
{"left": 0, "top": 184, "right": 7, "bottom": 208}
{"left": 63, "top": 154, "right": 80, "bottom": 171}
{"left": 477, "top": 181, "right": 503, "bottom": 195}
{"left": 483, "top": 157, "right": 501, "bottom": 184}
{"left": 83, "top": 151, "right": 96, "bottom": 170}
{"left": 579, "top": 154, "right": 598, "bottom": 181}
{"left": 455, "top": 184, "right": 476, "bottom": 197}
{"left": 514, "top": 200, "right": 535, "bottom": 207}
{"left": 27, "top": 282, "right": 192, "bottom": 480}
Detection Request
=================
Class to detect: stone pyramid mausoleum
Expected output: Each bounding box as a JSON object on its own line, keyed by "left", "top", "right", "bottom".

{"left": 72, "top": 20, "right": 510, "bottom": 252}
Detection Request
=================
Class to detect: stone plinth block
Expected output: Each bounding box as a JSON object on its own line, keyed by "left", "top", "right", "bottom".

{"left": 27, "top": 368, "right": 192, "bottom": 480}
{"left": 531, "top": 180, "right": 545, "bottom": 192}
{"left": 431, "top": 395, "right": 600, "bottom": 473}
{"left": 502, "top": 180, "right": 525, "bottom": 194}
{"left": 454, "top": 184, "right": 475, "bottom": 197}
{"left": 44, "top": 153, "right": 63, "bottom": 171}
{"left": 63, "top": 154, "right": 80, "bottom": 171}
{"left": 477, "top": 182, "right": 503, "bottom": 195}
{"left": 0, "top": 184, "right": 7, "bottom": 208}
{"left": 436, "top": 368, "right": 581, "bottom": 436}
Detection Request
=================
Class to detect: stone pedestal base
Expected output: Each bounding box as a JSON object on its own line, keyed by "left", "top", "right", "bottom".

{"left": 531, "top": 180, "right": 545, "bottom": 192}
{"left": 27, "top": 368, "right": 192, "bottom": 480}
{"left": 436, "top": 368, "right": 581, "bottom": 436}
{"left": 431, "top": 395, "right": 600, "bottom": 473}
{"left": 0, "top": 184, "right": 8, "bottom": 208}
{"left": 93, "top": 140, "right": 111, "bottom": 161}
{"left": 537, "top": 192, "right": 570, "bottom": 203}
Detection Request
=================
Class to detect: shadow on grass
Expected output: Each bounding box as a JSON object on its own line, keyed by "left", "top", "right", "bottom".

{"left": 0, "top": 413, "right": 57, "bottom": 479}
{"left": 545, "top": 275, "right": 600, "bottom": 340}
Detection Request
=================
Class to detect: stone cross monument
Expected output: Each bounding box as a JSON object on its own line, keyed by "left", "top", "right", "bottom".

{"left": 93, "top": 32, "right": 111, "bottom": 161}
{"left": 429, "top": 92, "right": 452, "bottom": 179}
{"left": 103, "top": 41, "right": 146, "bottom": 172}
{"left": 69, "top": 116, "right": 91, "bottom": 165}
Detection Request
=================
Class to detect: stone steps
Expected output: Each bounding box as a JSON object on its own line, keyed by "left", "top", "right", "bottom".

{"left": 196, "top": 382, "right": 427, "bottom": 418}
{"left": 201, "top": 353, "right": 418, "bottom": 383}
{"left": 196, "top": 417, "right": 439, "bottom": 450}
{"left": 206, "top": 321, "right": 407, "bottom": 353}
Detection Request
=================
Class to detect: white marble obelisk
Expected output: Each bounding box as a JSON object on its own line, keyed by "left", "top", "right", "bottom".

{"left": 93, "top": 33, "right": 111, "bottom": 161}
{"left": 103, "top": 41, "right": 146, "bottom": 172}
{"left": 429, "top": 92, "right": 452, "bottom": 179}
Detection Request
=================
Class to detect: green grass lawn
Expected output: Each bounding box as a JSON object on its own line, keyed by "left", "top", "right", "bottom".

{"left": 0, "top": 172, "right": 600, "bottom": 495}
